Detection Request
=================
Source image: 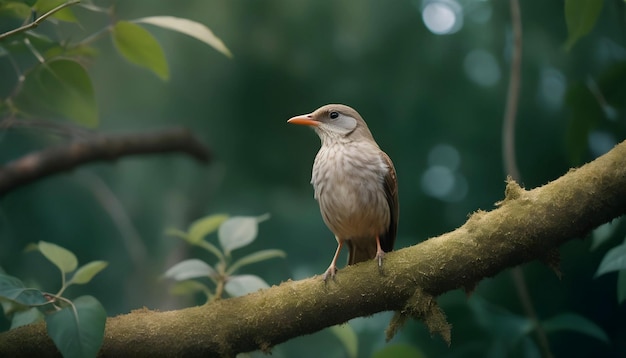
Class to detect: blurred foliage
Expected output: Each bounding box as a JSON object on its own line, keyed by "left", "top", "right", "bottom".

{"left": 1, "top": 0, "right": 625, "bottom": 357}
{"left": 0, "top": 241, "right": 107, "bottom": 357}
{"left": 164, "top": 213, "right": 284, "bottom": 301}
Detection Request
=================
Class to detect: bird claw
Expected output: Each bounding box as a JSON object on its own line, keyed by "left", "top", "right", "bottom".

{"left": 376, "top": 251, "right": 385, "bottom": 274}
{"left": 376, "top": 250, "right": 385, "bottom": 266}
{"left": 322, "top": 266, "right": 337, "bottom": 282}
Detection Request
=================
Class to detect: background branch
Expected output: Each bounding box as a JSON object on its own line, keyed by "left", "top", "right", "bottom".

{"left": 501, "top": 2, "right": 553, "bottom": 357}
{"left": 0, "top": 127, "right": 211, "bottom": 197}
{"left": 1, "top": 140, "right": 625, "bottom": 357}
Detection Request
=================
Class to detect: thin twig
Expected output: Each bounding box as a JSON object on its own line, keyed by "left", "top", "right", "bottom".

{"left": 0, "top": 117, "right": 94, "bottom": 140}
{"left": 0, "top": 0, "right": 82, "bottom": 41}
{"left": 502, "top": 1, "right": 554, "bottom": 357}
{"left": 76, "top": 172, "right": 148, "bottom": 269}
{"left": 502, "top": 0, "right": 522, "bottom": 180}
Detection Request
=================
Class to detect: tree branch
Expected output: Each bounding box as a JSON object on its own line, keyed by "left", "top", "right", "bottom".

{"left": 0, "top": 0, "right": 82, "bottom": 41}
{"left": 0, "top": 127, "right": 211, "bottom": 197}
{"left": 1, "top": 140, "right": 625, "bottom": 357}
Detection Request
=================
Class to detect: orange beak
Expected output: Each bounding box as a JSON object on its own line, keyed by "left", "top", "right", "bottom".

{"left": 287, "top": 114, "right": 319, "bottom": 126}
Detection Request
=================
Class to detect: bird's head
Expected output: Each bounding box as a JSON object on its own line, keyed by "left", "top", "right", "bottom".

{"left": 287, "top": 104, "right": 375, "bottom": 144}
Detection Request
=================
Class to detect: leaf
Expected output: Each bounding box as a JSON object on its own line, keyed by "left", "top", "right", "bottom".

{"left": 469, "top": 296, "right": 533, "bottom": 344}
{"left": 226, "top": 249, "right": 286, "bottom": 275}
{"left": 112, "top": 21, "right": 169, "bottom": 80}
{"left": 10, "top": 307, "right": 44, "bottom": 329}
{"left": 165, "top": 227, "right": 189, "bottom": 241}
{"left": 14, "top": 59, "right": 98, "bottom": 126}
{"left": 135, "top": 16, "right": 233, "bottom": 58}
{"left": 372, "top": 344, "right": 426, "bottom": 358}
{"left": 0, "top": 1, "right": 32, "bottom": 19}
{"left": 37, "top": 241, "right": 78, "bottom": 274}
{"left": 169, "top": 280, "right": 211, "bottom": 297}
{"left": 542, "top": 312, "right": 609, "bottom": 343}
{"left": 164, "top": 259, "right": 216, "bottom": 281}
{"left": 218, "top": 216, "right": 263, "bottom": 255}
{"left": 590, "top": 218, "right": 622, "bottom": 251}
{"left": 68, "top": 261, "right": 108, "bottom": 285}
{"left": 224, "top": 275, "right": 269, "bottom": 297}
{"left": 45, "top": 295, "right": 106, "bottom": 358}
{"left": 187, "top": 214, "right": 229, "bottom": 245}
{"left": 20, "top": 0, "right": 38, "bottom": 6}
{"left": 329, "top": 324, "right": 358, "bottom": 358}
{"left": 563, "top": 0, "right": 604, "bottom": 51}
{"left": 34, "top": 0, "right": 78, "bottom": 22}
{"left": 0, "top": 274, "right": 47, "bottom": 306}
{"left": 595, "top": 241, "right": 626, "bottom": 277}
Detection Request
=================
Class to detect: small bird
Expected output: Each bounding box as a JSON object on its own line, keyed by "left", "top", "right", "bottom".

{"left": 287, "top": 104, "right": 398, "bottom": 280}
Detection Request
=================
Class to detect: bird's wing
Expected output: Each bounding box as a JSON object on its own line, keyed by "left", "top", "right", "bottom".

{"left": 380, "top": 151, "right": 398, "bottom": 252}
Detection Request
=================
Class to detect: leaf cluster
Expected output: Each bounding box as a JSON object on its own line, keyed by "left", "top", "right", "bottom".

{"left": 165, "top": 213, "right": 285, "bottom": 301}
{"left": 0, "top": 241, "right": 107, "bottom": 358}
{"left": 0, "top": 0, "right": 231, "bottom": 127}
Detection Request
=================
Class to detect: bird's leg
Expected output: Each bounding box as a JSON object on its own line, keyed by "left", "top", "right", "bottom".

{"left": 323, "top": 240, "right": 343, "bottom": 281}
{"left": 375, "top": 235, "right": 385, "bottom": 268}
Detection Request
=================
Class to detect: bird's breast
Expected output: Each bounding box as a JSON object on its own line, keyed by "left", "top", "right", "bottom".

{"left": 311, "top": 142, "right": 390, "bottom": 240}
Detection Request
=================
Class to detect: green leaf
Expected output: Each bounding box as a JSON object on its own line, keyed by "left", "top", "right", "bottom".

{"left": 44, "top": 44, "right": 99, "bottom": 60}
{"left": 542, "top": 313, "right": 609, "bottom": 343}
{"left": 590, "top": 218, "right": 622, "bottom": 251}
{"left": 563, "top": 0, "right": 604, "bottom": 51}
{"left": 595, "top": 241, "right": 626, "bottom": 277}
{"left": 187, "top": 214, "right": 229, "bottom": 245}
{"left": 37, "top": 240, "right": 78, "bottom": 274}
{"left": 165, "top": 227, "right": 189, "bottom": 241}
{"left": 469, "top": 296, "right": 533, "bottom": 343}
{"left": 45, "top": 295, "right": 107, "bottom": 358}
{"left": 329, "top": 324, "right": 358, "bottom": 358}
{"left": 169, "top": 280, "right": 211, "bottom": 297}
{"left": 0, "top": 274, "right": 47, "bottom": 306}
{"left": 372, "top": 344, "right": 426, "bottom": 358}
{"left": 112, "top": 21, "right": 169, "bottom": 80}
{"left": 224, "top": 275, "right": 269, "bottom": 297}
{"left": 14, "top": 59, "right": 98, "bottom": 126}
{"left": 164, "top": 259, "right": 216, "bottom": 281}
{"left": 11, "top": 307, "right": 44, "bottom": 329}
{"left": 34, "top": 0, "right": 78, "bottom": 22}
{"left": 134, "top": 16, "right": 233, "bottom": 58}
{"left": 218, "top": 215, "right": 268, "bottom": 255}
{"left": 618, "top": 270, "right": 626, "bottom": 304}
{"left": 0, "top": 1, "right": 31, "bottom": 19}
{"left": 227, "top": 249, "right": 286, "bottom": 275}
{"left": 68, "top": 261, "right": 108, "bottom": 285}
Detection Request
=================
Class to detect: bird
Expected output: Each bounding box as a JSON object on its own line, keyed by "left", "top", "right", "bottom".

{"left": 287, "top": 104, "right": 398, "bottom": 280}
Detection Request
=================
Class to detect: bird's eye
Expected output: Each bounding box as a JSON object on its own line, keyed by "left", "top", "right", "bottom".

{"left": 329, "top": 111, "right": 339, "bottom": 119}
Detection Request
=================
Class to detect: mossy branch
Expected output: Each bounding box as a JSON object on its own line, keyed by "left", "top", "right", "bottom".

{"left": 1, "top": 140, "right": 626, "bottom": 357}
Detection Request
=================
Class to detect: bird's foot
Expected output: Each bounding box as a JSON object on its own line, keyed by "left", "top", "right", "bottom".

{"left": 322, "top": 265, "right": 338, "bottom": 282}
{"left": 375, "top": 250, "right": 385, "bottom": 274}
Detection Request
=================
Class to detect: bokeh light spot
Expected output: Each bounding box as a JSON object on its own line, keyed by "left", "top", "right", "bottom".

{"left": 422, "top": 165, "right": 455, "bottom": 198}
{"left": 422, "top": 0, "right": 463, "bottom": 35}
{"left": 588, "top": 130, "right": 616, "bottom": 158}
{"left": 428, "top": 143, "right": 461, "bottom": 171}
{"left": 463, "top": 49, "right": 500, "bottom": 87}
{"left": 537, "top": 67, "right": 566, "bottom": 111}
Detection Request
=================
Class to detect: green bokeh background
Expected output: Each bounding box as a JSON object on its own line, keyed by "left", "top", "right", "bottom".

{"left": 1, "top": 1, "right": 625, "bottom": 357}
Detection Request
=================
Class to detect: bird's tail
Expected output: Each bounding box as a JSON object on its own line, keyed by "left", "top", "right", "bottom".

{"left": 347, "top": 241, "right": 378, "bottom": 265}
